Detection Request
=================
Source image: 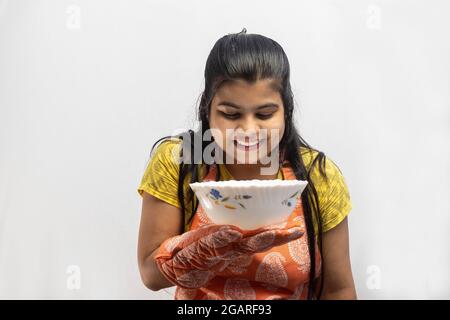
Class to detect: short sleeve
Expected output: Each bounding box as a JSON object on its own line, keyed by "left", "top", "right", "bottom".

{"left": 137, "top": 139, "right": 182, "bottom": 209}
{"left": 309, "top": 156, "right": 353, "bottom": 233}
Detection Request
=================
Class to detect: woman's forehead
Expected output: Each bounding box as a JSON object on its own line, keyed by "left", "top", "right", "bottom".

{"left": 213, "top": 78, "right": 282, "bottom": 107}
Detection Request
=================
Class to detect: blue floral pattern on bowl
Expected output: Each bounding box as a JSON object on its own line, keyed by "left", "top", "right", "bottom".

{"left": 281, "top": 190, "right": 301, "bottom": 207}
{"left": 206, "top": 187, "right": 301, "bottom": 211}
{"left": 207, "top": 188, "right": 252, "bottom": 210}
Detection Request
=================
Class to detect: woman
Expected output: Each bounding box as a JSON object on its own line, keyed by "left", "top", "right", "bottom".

{"left": 137, "top": 28, "right": 356, "bottom": 300}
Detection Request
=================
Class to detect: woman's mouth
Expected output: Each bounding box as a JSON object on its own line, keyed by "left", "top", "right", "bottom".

{"left": 234, "top": 139, "right": 264, "bottom": 151}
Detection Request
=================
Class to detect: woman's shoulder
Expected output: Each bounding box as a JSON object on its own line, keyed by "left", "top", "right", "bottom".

{"left": 140, "top": 137, "right": 183, "bottom": 188}
{"left": 299, "top": 146, "right": 319, "bottom": 168}
{"left": 299, "top": 146, "right": 352, "bottom": 232}
{"left": 299, "top": 146, "right": 344, "bottom": 183}
{"left": 152, "top": 136, "right": 183, "bottom": 153}
{"left": 150, "top": 137, "right": 183, "bottom": 165}
{"left": 137, "top": 137, "right": 183, "bottom": 207}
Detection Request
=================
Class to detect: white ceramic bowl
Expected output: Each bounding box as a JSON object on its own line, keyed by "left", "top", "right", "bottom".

{"left": 189, "top": 179, "right": 308, "bottom": 230}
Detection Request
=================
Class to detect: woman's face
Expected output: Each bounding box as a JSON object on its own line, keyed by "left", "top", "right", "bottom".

{"left": 209, "top": 78, "right": 285, "bottom": 164}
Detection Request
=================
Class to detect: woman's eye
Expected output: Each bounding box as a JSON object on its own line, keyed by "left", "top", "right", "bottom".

{"left": 219, "top": 111, "right": 273, "bottom": 120}
{"left": 257, "top": 113, "right": 273, "bottom": 120}
{"left": 220, "top": 112, "right": 240, "bottom": 119}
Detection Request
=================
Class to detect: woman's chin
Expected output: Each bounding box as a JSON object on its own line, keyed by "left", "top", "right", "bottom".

{"left": 226, "top": 150, "right": 275, "bottom": 165}
{"left": 213, "top": 141, "right": 278, "bottom": 165}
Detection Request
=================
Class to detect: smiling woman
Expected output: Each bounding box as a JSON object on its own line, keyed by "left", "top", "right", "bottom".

{"left": 137, "top": 28, "right": 355, "bottom": 300}
{"left": 209, "top": 78, "right": 285, "bottom": 172}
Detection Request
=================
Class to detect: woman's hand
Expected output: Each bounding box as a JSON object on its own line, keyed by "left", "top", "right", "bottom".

{"left": 235, "top": 223, "right": 304, "bottom": 254}
{"left": 155, "top": 223, "right": 304, "bottom": 289}
{"left": 155, "top": 224, "right": 243, "bottom": 289}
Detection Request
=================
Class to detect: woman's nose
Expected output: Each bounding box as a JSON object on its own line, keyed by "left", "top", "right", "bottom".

{"left": 236, "top": 118, "right": 260, "bottom": 138}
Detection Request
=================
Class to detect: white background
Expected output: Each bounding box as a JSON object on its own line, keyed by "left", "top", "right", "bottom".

{"left": 0, "top": 0, "right": 449, "bottom": 299}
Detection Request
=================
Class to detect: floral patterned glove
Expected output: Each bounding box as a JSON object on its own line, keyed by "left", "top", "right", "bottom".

{"left": 155, "top": 223, "right": 304, "bottom": 289}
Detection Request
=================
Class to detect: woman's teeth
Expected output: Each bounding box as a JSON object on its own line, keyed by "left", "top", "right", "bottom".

{"left": 234, "top": 139, "right": 266, "bottom": 152}
{"left": 235, "top": 140, "right": 259, "bottom": 147}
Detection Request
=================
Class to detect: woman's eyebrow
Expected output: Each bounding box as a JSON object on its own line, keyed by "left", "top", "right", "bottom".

{"left": 217, "top": 101, "right": 279, "bottom": 110}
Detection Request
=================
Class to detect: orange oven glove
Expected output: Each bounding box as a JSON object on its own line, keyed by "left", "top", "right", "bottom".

{"left": 155, "top": 223, "right": 304, "bottom": 289}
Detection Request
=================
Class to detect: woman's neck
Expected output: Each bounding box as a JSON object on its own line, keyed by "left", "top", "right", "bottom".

{"left": 224, "top": 163, "right": 280, "bottom": 180}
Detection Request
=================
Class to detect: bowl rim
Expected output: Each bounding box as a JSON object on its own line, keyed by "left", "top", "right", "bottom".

{"left": 189, "top": 179, "right": 308, "bottom": 189}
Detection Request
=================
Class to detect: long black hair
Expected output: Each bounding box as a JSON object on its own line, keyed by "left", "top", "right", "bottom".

{"left": 148, "top": 28, "right": 328, "bottom": 299}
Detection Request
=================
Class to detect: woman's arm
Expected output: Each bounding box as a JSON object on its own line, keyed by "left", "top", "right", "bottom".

{"left": 320, "top": 217, "right": 357, "bottom": 299}
{"left": 137, "top": 192, "right": 183, "bottom": 291}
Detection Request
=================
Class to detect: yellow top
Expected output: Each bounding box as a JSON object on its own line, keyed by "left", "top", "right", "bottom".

{"left": 137, "top": 138, "right": 352, "bottom": 234}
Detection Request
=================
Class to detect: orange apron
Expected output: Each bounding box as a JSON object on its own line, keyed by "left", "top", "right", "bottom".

{"left": 174, "top": 163, "right": 322, "bottom": 300}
